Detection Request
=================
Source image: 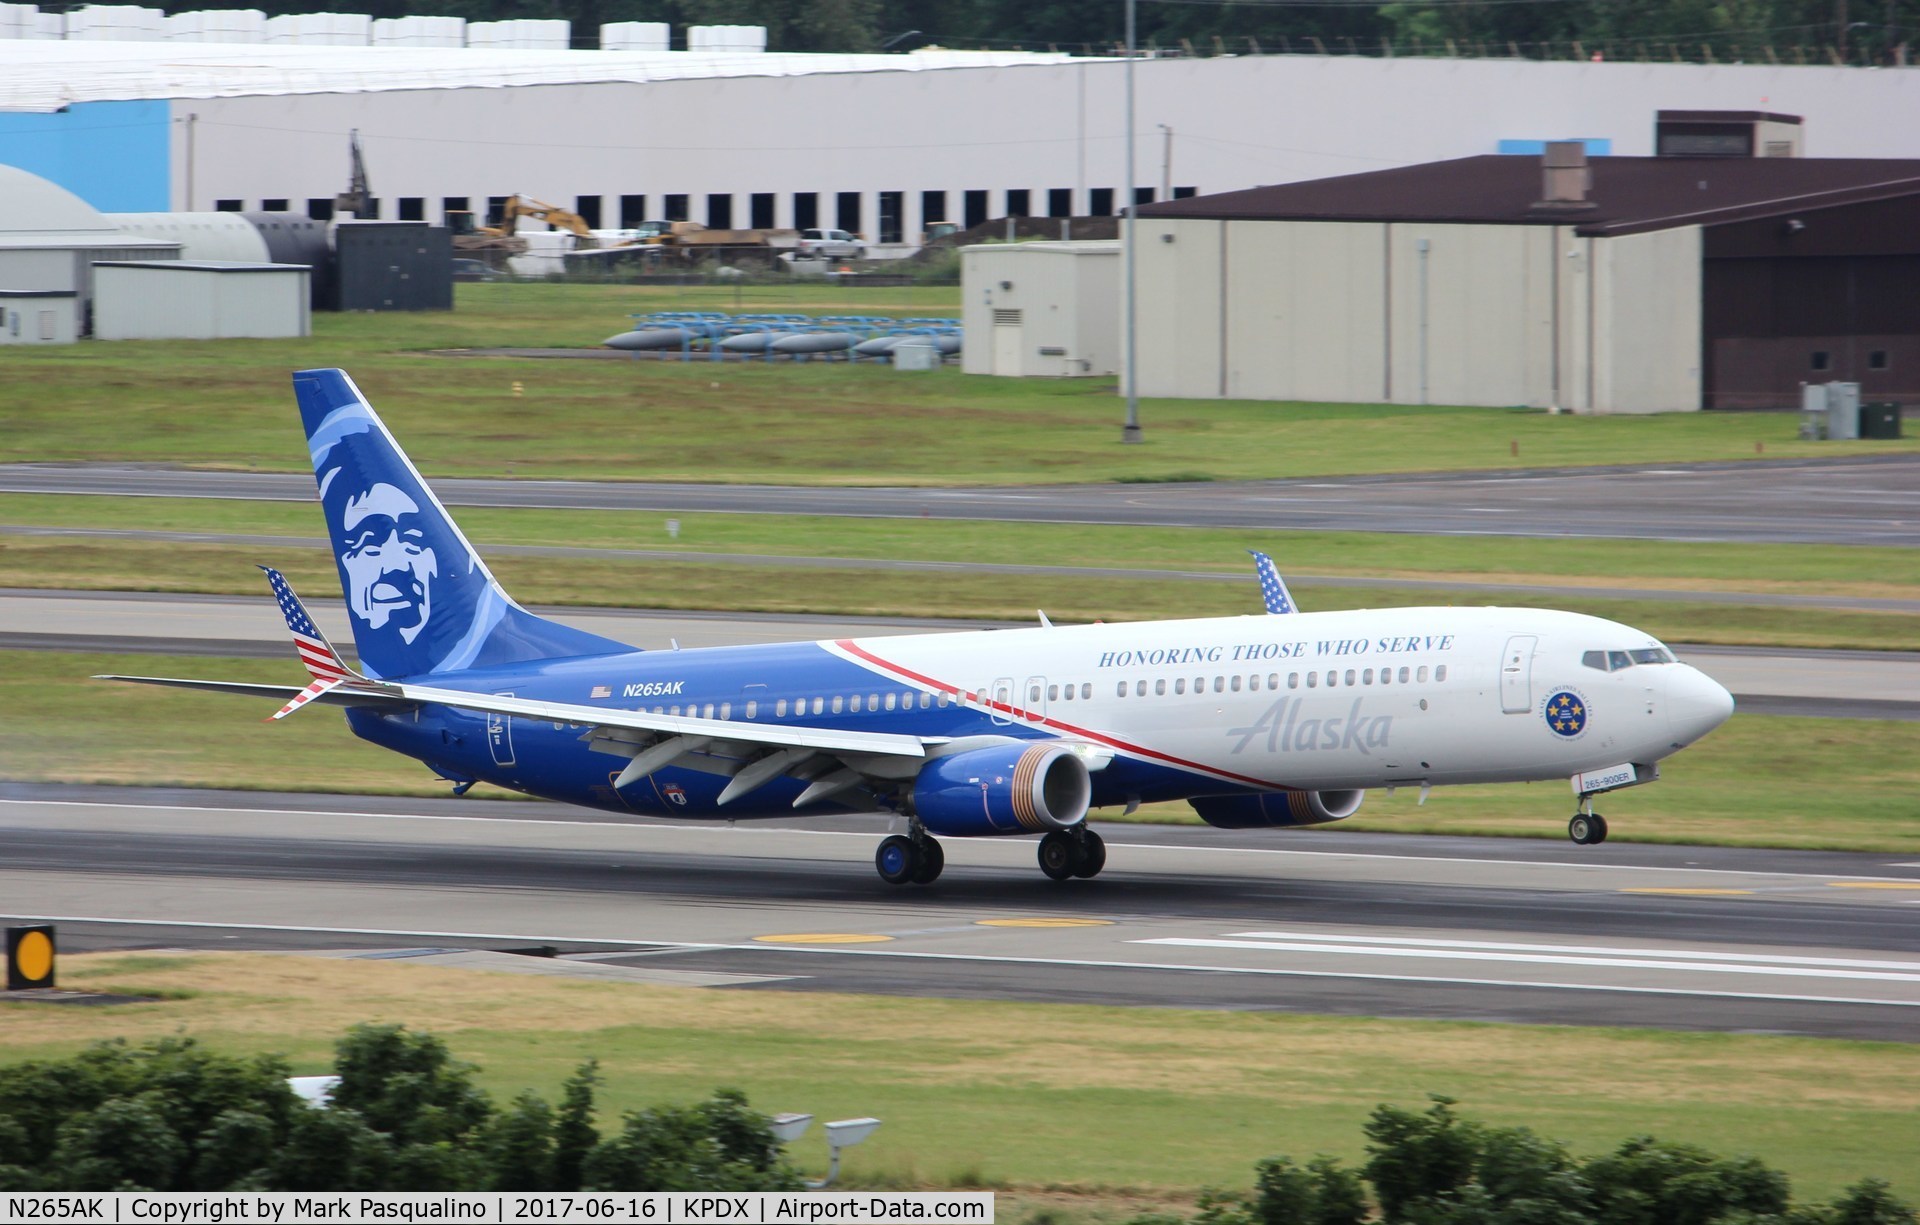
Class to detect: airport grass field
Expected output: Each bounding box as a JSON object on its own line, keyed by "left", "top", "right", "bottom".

{"left": 3, "top": 282, "right": 1915, "bottom": 484}
{"left": 5, "top": 649, "right": 1917, "bottom": 853}
{"left": 3, "top": 952, "right": 1916, "bottom": 1204}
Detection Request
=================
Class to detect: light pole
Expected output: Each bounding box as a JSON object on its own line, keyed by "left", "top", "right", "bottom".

{"left": 1158, "top": 122, "right": 1173, "bottom": 201}
{"left": 1122, "top": 0, "right": 1143, "bottom": 444}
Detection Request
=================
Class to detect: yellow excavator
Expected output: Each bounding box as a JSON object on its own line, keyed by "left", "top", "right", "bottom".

{"left": 447, "top": 196, "right": 600, "bottom": 254}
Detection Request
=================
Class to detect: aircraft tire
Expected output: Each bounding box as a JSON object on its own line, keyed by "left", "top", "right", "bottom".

{"left": 1071, "top": 829, "right": 1107, "bottom": 879}
{"left": 876, "top": 835, "right": 917, "bottom": 885}
{"left": 1568, "top": 814, "right": 1596, "bottom": 845}
{"left": 1588, "top": 814, "right": 1609, "bottom": 845}
{"left": 1038, "top": 830, "right": 1078, "bottom": 881}
{"left": 910, "top": 837, "right": 945, "bottom": 885}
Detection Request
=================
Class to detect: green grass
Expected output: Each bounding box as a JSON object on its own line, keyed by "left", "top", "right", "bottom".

{"left": 5, "top": 953, "right": 1916, "bottom": 1201}
{"left": 6, "top": 650, "right": 1918, "bottom": 852}
{"left": 3, "top": 282, "right": 1913, "bottom": 484}
{"left": 5, "top": 494, "right": 1916, "bottom": 599}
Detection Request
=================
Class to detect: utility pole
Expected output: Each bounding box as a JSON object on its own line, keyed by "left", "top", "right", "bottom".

{"left": 184, "top": 112, "right": 198, "bottom": 211}
{"left": 1122, "top": 0, "right": 1142, "bottom": 444}
{"left": 1158, "top": 123, "right": 1172, "bottom": 201}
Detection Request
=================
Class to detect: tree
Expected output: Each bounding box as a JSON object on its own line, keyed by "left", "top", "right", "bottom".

{"left": 49, "top": 1093, "right": 186, "bottom": 1191}
{"left": 1584, "top": 1137, "right": 1790, "bottom": 1225}
{"left": 328, "top": 1024, "right": 493, "bottom": 1148}
{"left": 582, "top": 1089, "right": 802, "bottom": 1192}
{"left": 486, "top": 1091, "right": 558, "bottom": 1191}
{"left": 553, "top": 1060, "right": 601, "bottom": 1192}
{"left": 1253, "top": 1155, "right": 1369, "bottom": 1225}
{"left": 1363, "top": 1096, "right": 1485, "bottom": 1222}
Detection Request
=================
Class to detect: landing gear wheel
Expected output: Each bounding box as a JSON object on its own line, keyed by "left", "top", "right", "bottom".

{"left": 910, "top": 836, "right": 945, "bottom": 884}
{"left": 1038, "top": 830, "right": 1078, "bottom": 881}
{"left": 1568, "top": 813, "right": 1608, "bottom": 845}
{"left": 1071, "top": 829, "right": 1107, "bottom": 879}
{"left": 876, "top": 835, "right": 916, "bottom": 885}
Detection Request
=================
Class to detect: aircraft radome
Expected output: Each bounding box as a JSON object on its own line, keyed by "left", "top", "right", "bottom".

{"left": 103, "top": 370, "right": 1736, "bottom": 885}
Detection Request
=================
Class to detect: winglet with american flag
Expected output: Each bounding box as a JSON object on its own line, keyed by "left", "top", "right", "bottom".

{"left": 259, "top": 566, "right": 361, "bottom": 720}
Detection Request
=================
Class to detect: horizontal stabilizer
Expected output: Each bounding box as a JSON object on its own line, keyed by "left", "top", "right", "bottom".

{"left": 93, "top": 675, "right": 414, "bottom": 710}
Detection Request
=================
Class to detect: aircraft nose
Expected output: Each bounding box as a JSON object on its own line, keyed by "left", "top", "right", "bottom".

{"left": 1666, "top": 665, "right": 1735, "bottom": 745}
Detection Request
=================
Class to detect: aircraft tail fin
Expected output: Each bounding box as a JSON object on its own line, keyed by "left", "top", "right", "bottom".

{"left": 1248, "top": 550, "right": 1299, "bottom": 615}
{"left": 293, "top": 368, "right": 632, "bottom": 679}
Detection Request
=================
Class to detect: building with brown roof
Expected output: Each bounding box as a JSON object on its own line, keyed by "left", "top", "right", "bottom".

{"left": 1133, "top": 144, "right": 1920, "bottom": 411}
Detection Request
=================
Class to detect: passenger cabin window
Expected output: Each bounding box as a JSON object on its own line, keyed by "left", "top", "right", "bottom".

{"left": 775, "top": 699, "right": 787, "bottom": 717}
{"left": 1435, "top": 666, "right": 1447, "bottom": 682}
{"left": 850, "top": 694, "right": 863, "bottom": 712}
{"left": 1417, "top": 666, "right": 1429, "bottom": 683}
{"left": 745, "top": 700, "right": 758, "bottom": 718}
{"left": 1116, "top": 681, "right": 1127, "bottom": 698}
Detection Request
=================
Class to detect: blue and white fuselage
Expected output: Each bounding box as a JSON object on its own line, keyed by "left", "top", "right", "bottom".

{"left": 104, "top": 370, "right": 1735, "bottom": 884}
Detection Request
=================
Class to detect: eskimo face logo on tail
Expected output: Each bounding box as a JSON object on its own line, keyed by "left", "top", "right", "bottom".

{"left": 339, "top": 482, "right": 436, "bottom": 642}
{"left": 312, "top": 419, "right": 480, "bottom": 676}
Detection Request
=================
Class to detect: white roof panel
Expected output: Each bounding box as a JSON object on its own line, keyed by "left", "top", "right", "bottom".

{"left": 0, "top": 40, "right": 1087, "bottom": 111}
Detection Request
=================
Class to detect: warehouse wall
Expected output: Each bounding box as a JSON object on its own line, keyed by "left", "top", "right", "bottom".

{"left": 1136, "top": 218, "right": 1700, "bottom": 413}
{"left": 150, "top": 53, "right": 1920, "bottom": 250}
{"left": 1593, "top": 226, "right": 1702, "bottom": 414}
{"left": 961, "top": 242, "right": 1117, "bottom": 377}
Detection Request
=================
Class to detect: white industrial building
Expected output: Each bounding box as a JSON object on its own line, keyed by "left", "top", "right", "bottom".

{"left": 961, "top": 241, "right": 1119, "bottom": 378}
{"left": 0, "top": 163, "right": 179, "bottom": 335}
{"left": 5, "top": 33, "right": 1920, "bottom": 245}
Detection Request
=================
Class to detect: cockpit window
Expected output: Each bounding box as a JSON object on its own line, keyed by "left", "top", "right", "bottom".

{"left": 1583, "top": 646, "right": 1677, "bottom": 672}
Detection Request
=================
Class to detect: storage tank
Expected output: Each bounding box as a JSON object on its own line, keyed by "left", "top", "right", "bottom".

{"left": 599, "top": 20, "right": 668, "bottom": 51}
{"left": 105, "top": 212, "right": 270, "bottom": 263}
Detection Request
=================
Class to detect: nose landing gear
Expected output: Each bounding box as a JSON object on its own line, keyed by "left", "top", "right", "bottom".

{"left": 1038, "top": 827, "right": 1107, "bottom": 881}
{"left": 1568, "top": 798, "right": 1609, "bottom": 846}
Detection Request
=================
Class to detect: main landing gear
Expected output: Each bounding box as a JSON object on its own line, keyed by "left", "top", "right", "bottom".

{"left": 1568, "top": 798, "right": 1609, "bottom": 846}
{"left": 875, "top": 832, "right": 945, "bottom": 885}
{"left": 1038, "top": 827, "right": 1106, "bottom": 881}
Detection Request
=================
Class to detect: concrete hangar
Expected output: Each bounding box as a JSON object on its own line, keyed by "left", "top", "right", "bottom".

{"left": 6, "top": 29, "right": 1920, "bottom": 249}
{"left": 1133, "top": 132, "right": 1920, "bottom": 412}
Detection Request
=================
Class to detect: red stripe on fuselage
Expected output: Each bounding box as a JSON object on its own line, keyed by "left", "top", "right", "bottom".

{"left": 831, "top": 638, "right": 1290, "bottom": 792}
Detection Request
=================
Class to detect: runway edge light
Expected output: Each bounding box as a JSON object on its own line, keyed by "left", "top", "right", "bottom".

{"left": 6, "top": 924, "right": 55, "bottom": 991}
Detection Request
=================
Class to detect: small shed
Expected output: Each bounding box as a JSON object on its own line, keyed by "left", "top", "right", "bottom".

{"left": 92, "top": 260, "right": 310, "bottom": 339}
{"left": 0, "top": 289, "right": 80, "bottom": 344}
{"left": 960, "top": 240, "right": 1119, "bottom": 377}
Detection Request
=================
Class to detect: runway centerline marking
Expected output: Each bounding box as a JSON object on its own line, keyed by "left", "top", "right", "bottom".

{"left": 9, "top": 800, "right": 1918, "bottom": 883}
{"left": 8, "top": 912, "right": 1917, "bottom": 1009}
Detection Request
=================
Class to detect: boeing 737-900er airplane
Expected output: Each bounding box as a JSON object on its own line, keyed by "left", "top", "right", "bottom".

{"left": 103, "top": 370, "right": 1737, "bottom": 885}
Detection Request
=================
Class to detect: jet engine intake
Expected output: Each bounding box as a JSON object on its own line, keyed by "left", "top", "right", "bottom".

{"left": 1189, "top": 789, "right": 1364, "bottom": 829}
{"left": 913, "top": 743, "right": 1091, "bottom": 837}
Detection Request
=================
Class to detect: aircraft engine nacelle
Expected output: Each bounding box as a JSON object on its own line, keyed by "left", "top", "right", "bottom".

{"left": 1189, "top": 789, "right": 1364, "bottom": 829}
{"left": 912, "top": 743, "right": 1091, "bottom": 837}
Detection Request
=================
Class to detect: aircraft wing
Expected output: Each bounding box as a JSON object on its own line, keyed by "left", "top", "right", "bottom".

{"left": 382, "top": 680, "right": 929, "bottom": 760}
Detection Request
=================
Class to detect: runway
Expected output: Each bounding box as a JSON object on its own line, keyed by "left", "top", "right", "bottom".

{"left": 5, "top": 589, "right": 1916, "bottom": 719}
{"left": 3, "top": 785, "right": 1917, "bottom": 1040}
{"left": 4, "top": 454, "right": 1918, "bottom": 544}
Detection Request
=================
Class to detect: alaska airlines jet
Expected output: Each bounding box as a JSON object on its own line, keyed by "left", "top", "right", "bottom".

{"left": 102, "top": 370, "right": 1736, "bottom": 885}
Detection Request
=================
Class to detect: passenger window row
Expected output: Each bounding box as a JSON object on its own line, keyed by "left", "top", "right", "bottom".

{"left": 640, "top": 690, "right": 949, "bottom": 721}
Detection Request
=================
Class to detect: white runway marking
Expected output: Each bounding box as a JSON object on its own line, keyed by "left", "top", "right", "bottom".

{"left": 1219, "top": 930, "right": 1920, "bottom": 971}
{"left": 1138, "top": 937, "right": 1920, "bottom": 983}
